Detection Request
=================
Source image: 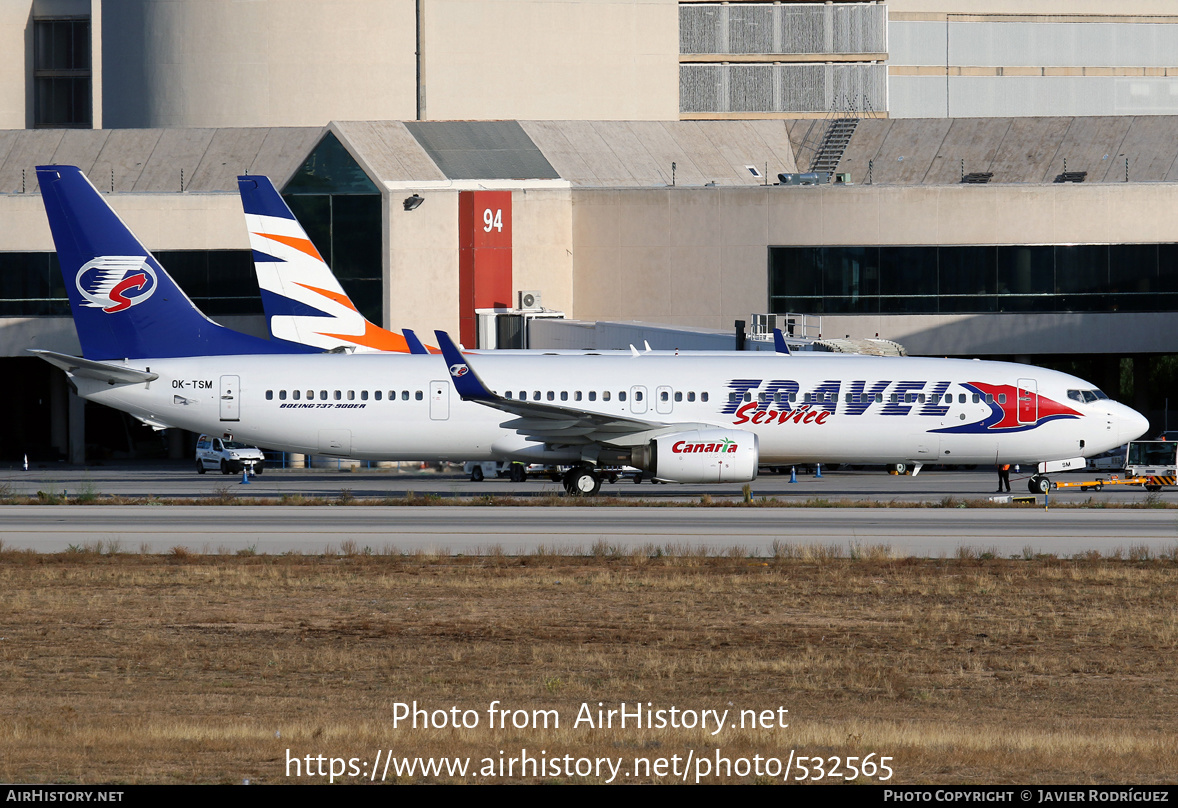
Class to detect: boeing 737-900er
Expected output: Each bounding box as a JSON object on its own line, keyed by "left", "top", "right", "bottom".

{"left": 32, "top": 165, "right": 1149, "bottom": 495}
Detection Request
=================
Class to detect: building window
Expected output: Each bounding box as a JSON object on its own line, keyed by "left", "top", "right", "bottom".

{"left": 34, "top": 18, "right": 91, "bottom": 128}
{"left": 283, "top": 133, "right": 383, "bottom": 325}
{"left": 769, "top": 244, "right": 1178, "bottom": 315}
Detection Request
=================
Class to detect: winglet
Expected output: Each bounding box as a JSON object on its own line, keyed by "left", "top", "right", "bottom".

{"left": 403, "top": 329, "right": 429, "bottom": 355}
{"left": 773, "top": 328, "right": 792, "bottom": 355}
{"left": 434, "top": 330, "right": 496, "bottom": 401}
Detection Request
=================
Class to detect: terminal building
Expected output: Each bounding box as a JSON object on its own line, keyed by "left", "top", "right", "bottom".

{"left": 1, "top": 0, "right": 1177, "bottom": 461}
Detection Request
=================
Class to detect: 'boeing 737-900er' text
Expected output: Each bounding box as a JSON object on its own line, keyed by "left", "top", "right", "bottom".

{"left": 31, "top": 166, "right": 1148, "bottom": 495}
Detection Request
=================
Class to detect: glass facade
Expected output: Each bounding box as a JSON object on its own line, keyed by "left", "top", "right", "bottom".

{"left": 769, "top": 244, "right": 1178, "bottom": 314}
{"left": 283, "top": 133, "right": 383, "bottom": 325}
{"left": 0, "top": 251, "right": 260, "bottom": 317}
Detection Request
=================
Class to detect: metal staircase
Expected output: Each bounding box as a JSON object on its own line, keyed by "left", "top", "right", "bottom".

{"left": 810, "top": 117, "right": 859, "bottom": 174}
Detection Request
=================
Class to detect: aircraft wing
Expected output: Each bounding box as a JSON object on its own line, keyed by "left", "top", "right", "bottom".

{"left": 433, "top": 331, "right": 718, "bottom": 447}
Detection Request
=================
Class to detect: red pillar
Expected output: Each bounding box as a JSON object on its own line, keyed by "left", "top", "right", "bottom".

{"left": 458, "top": 191, "right": 512, "bottom": 347}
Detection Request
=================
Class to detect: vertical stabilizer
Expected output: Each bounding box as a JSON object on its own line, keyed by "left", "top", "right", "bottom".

{"left": 38, "top": 165, "right": 316, "bottom": 360}
{"left": 239, "top": 175, "right": 419, "bottom": 353}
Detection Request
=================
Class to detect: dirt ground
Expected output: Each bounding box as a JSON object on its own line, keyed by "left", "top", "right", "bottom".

{"left": 0, "top": 547, "right": 1175, "bottom": 784}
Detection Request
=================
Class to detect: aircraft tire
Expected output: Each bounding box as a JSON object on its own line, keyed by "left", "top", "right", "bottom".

{"left": 1029, "top": 475, "right": 1050, "bottom": 494}
{"left": 891, "top": 463, "right": 907, "bottom": 475}
{"left": 471, "top": 466, "right": 484, "bottom": 482}
{"left": 196, "top": 461, "right": 205, "bottom": 475}
{"left": 565, "top": 468, "right": 601, "bottom": 497}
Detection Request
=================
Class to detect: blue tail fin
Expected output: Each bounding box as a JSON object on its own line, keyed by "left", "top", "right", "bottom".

{"left": 38, "top": 165, "right": 317, "bottom": 360}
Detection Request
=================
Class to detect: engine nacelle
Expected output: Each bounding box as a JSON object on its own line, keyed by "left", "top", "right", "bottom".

{"left": 632, "top": 429, "right": 759, "bottom": 483}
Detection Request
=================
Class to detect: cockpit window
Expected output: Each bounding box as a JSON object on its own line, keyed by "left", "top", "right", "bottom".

{"left": 1068, "top": 390, "right": 1083, "bottom": 402}
{"left": 1070, "top": 389, "right": 1108, "bottom": 403}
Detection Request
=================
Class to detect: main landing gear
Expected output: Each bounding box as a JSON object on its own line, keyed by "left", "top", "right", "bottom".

{"left": 562, "top": 466, "right": 602, "bottom": 497}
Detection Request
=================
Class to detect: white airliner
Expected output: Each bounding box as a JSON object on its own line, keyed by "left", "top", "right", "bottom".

{"left": 32, "top": 165, "right": 1149, "bottom": 495}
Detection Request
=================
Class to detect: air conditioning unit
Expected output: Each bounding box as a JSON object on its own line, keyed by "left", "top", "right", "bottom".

{"left": 518, "top": 290, "right": 542, "bottom": 310}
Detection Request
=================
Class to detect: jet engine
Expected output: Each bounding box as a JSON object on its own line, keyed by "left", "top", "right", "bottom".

{"left": 631, "top": 428, "right": 758, "bottom": 483}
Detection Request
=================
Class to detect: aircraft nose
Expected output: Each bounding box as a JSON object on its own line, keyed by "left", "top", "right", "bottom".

{"left": 1120, "top": 406, "right": 1150, "bottom": 444}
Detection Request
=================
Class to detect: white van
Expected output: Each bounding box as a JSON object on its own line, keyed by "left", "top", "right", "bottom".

{"left": 196, "top": 434, "right": 266, "bottom": 475}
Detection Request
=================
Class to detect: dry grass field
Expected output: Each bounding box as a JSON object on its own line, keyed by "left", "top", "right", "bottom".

{"left": 0, "top": 544, "right": 1175, "bottom": 784}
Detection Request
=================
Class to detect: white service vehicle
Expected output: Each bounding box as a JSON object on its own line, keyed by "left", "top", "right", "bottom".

{"left": 196, "top": 434, "right": 265, "bottom": 475}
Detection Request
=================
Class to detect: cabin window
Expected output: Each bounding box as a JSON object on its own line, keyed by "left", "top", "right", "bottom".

{"left": 334, "top": 390, "right": 342, "bottom": 400}
{"left": 560, "top": 391, "right": 568, "bottom": 401}
{"left": 619, "top": 391, "right": 627, "bottom": 401}
{"left": 416, "top": 391, "right": 423, "bottom": 400}
{"left": 889, "top": 394, "right": 898, "bottom": 403}
{"left": 603, "top": 391, "right": 611, "bottom": 401}
{"left": 361, "top": 391, "right": 368, "bottom": 401}
{"left": 348, "top": 391, "right": 355, "bottom": 401}
{"left": 266, "top": 390, "right": 273, "bottom": 400}
{"left": 671, "top": 392, "right": 679, "bottom": 402}
{"left": 918, "top": 394, "right": 925, "bottom": 403}
{"left": 505, "top": 391, "right": 513, "bottom": 400}
{"left": 758, "top": 393, "right": 767, "bottom": 403}
{"left": 688, "top": 392, "right": 696, "bottom": 402}
{"left": 701, "top": 392, "right": 709, "bottom": 402}
{"left": 533, "top": 391, "right": 541, "bottom": 401}
{"left": 374, "top": 391, "right": 382, "bottom": 401}
{"left": 589, "top": 391, "right": 597, "bottom": 401}
{"left": 635, "top": 391, "right": 643, "bottom": 401}
{"left": 575, "top": 391, "right": 582, "bottom": 401}
{"left": 998, "top": 393, "right": 1006, "bottom": 404}
{"left": 875, "top": 393, "right": 883, "bottom": 403}
{"left": 402, "top": 391, "right": 410, "bottom": 401}
{"left": 985, "top": 393, "right": 994, "bottom": 403}
{"left": 972, "top": 394, "right": 980, "bottom": 403}
{"left": 279, "top": 390, "right": 287, "bottom": 400}
{"left": 547, "top": 391, "right": 554, "bottom": 401}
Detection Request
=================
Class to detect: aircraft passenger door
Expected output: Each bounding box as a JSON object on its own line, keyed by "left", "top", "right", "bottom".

{"left": 630, "top": 385, "right": 648, "bottom": 415}
{"left": 430, "top": 380, "right": 450, "bottom": 420}
{"left": 1016, "top": 378, "right": 1037, "bottom": 424}
{"left": 656, "top": 385, "right": 673, "bottom": 415}
{"left": 219, "top": 375, "right": 240, "bottom": 421}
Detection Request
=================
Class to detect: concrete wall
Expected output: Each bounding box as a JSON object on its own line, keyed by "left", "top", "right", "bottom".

{"left": 511, "top": 188, "right": 574, "bottom": 317}
{"left": 385, "top": 188, "right": 460, "bottom": 338}
{"left": 569, "top": 182, "right": 1178, "bottom": 353}
{"left": 102, "top": 0, "right": 418, "bottom": 128}
{"left": 424, "top": 0, "right": 678, "bottom": 121}
{"left": 571, "top": 187, "right": 767, "bottom": 330}
{"left": 99, "top": 0, "right": 677, "bottom": 128}
{"left": 0, "top": 3, "right": 31, "bottom": 130}
{"left": 2, "top": 190, "right": 249, "bottom": 250}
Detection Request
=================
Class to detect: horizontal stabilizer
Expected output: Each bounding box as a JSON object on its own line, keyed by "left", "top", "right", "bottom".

{"left": 29, "top": 349, "right": 158, "bottom": 385}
